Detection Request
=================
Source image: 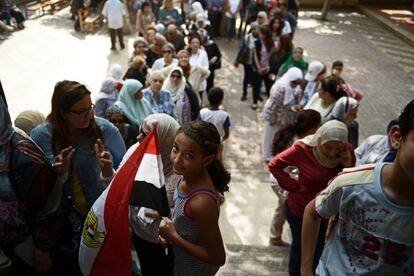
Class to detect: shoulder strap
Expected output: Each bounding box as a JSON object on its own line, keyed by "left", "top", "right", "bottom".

{"left": 183, "top": 189, "right": 220, "bottom": 220}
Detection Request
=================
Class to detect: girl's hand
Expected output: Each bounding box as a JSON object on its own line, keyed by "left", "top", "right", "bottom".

{"left": 95, "top": 139, "right": 113, "bottom": 177}
{"left": 33, "top": 248, "right": 52, "bottom": 273}
{"left": 158, "top": 235, "right": 169, "bottom": 248}
{"left": 158, "top": 217, "right": 177, "bottom": 243}
{"left": 53, "top": 146, "right": 75, "bottom": 175}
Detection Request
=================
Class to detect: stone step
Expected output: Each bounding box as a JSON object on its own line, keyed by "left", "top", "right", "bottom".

{"left": 217, "top": 244, "right": 290, "bottom": 276}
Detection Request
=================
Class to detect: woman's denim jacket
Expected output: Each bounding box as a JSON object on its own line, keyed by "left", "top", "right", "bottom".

{"left": 31, "top": 117, "right": 126, "bottom": 209}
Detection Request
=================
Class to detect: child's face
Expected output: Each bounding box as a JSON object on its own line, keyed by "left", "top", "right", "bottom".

{"left": 392, "top": 128, "right": 414, "bottom": 183}
{"left": 171, "top": 133, "right": 213, "bottom": 176}
{"left": 332, "top": 66, "right": 343, "bottom": 76}
{"left": 135, "top": 43, "right": 145, "bottom": 54}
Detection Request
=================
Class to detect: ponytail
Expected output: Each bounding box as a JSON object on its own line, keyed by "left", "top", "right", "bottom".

{"left": 207, "top": 159, "right": 231, "bottom": 194}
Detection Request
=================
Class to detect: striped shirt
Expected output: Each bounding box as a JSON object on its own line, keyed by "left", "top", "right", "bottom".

{"left": 172, "top": 179, "right": 220, "bottom": 276}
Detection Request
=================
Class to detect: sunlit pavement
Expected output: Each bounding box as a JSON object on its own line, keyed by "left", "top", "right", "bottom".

{"left": 1, "top": 6, "right": 414, "bottom": 275}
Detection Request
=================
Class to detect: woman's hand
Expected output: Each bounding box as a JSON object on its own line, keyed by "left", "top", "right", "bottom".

{"left": 17, "top": 140, "right": 44, "bottom": 164}
{"left": 339, "top": 148, "right": 352, "bottom": 167}
{"left": 95, "top": 139, "right": 113, "bottom": 177}
{"left": 209, "top": 56, "right": 218, "bottom": 65}
{"left": 53, "top": 146, "right": 75, "bottom": 175}
{"left": 158, "top": 217, "right": 178, "bottom": 243}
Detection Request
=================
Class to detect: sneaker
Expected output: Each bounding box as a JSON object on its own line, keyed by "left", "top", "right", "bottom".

{"left": 241, "top": 96, "right": 247, "bottom": 101}
{"left": 270, "top": 238, "right": 291, "bottom": 248}
{"left": 258, "top": 96, "right": 264, "bottom": 102}
{"left": 120, "top": 44, "right": 125, "bottom": 50}
{"left": 251, "top": 104, "right": 257, "bottom": 110}
{"left": 110, "top": 47, "right": 116, "bottom": 51}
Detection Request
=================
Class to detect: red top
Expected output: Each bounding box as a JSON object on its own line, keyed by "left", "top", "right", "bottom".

{"left": 268, "top": 141, "right": 355, "bottom": 218}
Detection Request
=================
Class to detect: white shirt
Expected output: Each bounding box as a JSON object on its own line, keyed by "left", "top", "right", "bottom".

{"left": 355, "top": 135, "right": 390, "bottom": 166}
{"left": 151, "top": 58, "right": 178, "bottom": 71}
{"left": 225, "top": 0, "right": 240, "bottom": 18}
{"left": 282, "top": 20, "right": 292, "bottom": 35}
{"left": 199, "top": 108, "right": 230, "bottom": 138}
{"left": 304, "top": 93, "right": 335, "bottom": 119}
{"left": 102, "top": 0, "right": 125, "bottom": 29}
{"left": 189, "top": 49, "right": 209, "bottom": 91}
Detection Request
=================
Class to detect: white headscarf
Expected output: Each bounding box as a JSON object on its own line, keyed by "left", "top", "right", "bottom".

{"left": 141, "top": 114, "right": 179, "bottom": 176}
{"left": 301, "top": 120, "right": 348, "bottom": 168}
{"left": 330, "top": 96, "right": 359, "bottom": 122}
{"left": 191, "top": 2, "right": 205, "bottom": 18}
{"left": 162, "top": 67, "right": 186, "bottom": 102}
{"left": 110, "top": 64, "right": 124, "bottom": 81}
{"left": 94, "top": 77, "right": 118, "bottom": 103}
{"left": 275, "top": 67, "right": 303, "bottom": 106}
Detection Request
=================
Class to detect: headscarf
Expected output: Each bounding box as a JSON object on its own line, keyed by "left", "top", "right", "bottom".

{"left": 94, "top": 77, "right": 118, "bottom": 103}
{"left": 104, "top": 104, "right": 124, "bottom": 119}
{"left": 273, "top": 67, "right": 303, "bottom": 106}
{"left": 330, "top": 96, "right": 359, "bottom": 122}
{"left": 162, "top": 67, "right": 186, "bottom": 101}
{"left": 301, "top": 120, "right": 348, "bottom": 168}
{"left": 279, "top": 50, "right": 309, "bottom": 74}
{"left": 114, "top": 79, "right": 154, "bottom": 128}
{"left": 141, "top": 114, "right": 179, "bottom": 175}
{"left": 191, "top": 1, "right": 204, "bottom": 17}
{"left": 0, "top": 95, "right": 13, "bottom": 172}
{"left": 110, "top": 64, "right": 124, "bottom": 81}
{"left": 14, "top": 110, "right": 46, "bottom": 135}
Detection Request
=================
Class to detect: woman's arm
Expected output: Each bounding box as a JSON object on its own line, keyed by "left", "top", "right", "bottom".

{"left": 301, "top": 199, "right": 321, "bottom": 276}
{"left": 253, "top": 47, "right": 260, "bottom": 73}
{"left": 268, "top": 144, "right": 301, "bottom": 192}
{"left": 159, "top": 194, "right": 225, "bottom": 266}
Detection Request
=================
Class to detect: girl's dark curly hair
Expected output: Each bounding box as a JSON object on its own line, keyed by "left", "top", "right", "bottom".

{"left": 271, "top": 110, "right": 321, "bottom": 156}
{"left": 177, "top": 121, "right": 231, "bottom": 193}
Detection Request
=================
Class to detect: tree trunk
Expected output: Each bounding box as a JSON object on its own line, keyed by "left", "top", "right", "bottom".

{"left": 321, "top": 0, "right": 333, "bottom": 21}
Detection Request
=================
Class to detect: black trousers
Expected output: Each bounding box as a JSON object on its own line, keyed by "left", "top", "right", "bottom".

{"left": 9, "top": 9, "right": 25, "bottom": 24}
{"left": 109, "top": 28, "right": 124, "bottom": 49}
{"left": 132, "top": 233, "right": 174, "bottom": 276}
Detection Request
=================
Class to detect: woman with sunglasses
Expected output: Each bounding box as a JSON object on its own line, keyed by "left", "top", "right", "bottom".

{"left": 30, "top": 80, "right": 126, "bottom": 273}
{"left": 262, "top": 67, "right": 303, "bottom": 162}
{"left": 162, "top": 67, "right": 200, "bottom": 124}
{"left": 151, "top": 43, "right": 178, "bottom": 71}
{"left": 143, "top": 70, "right": 176, "bottom": 118}
{"left": 105, "top": 105, "right": 138, "bottom": 149}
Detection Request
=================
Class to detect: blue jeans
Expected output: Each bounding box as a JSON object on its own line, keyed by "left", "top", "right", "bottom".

{"left": 226, "top": 16, "right": 236, "bottom": 38}
{"left": 284, "top": 202, "right": 326, "bottom": 276}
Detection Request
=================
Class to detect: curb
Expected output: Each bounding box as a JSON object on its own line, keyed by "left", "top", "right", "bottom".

{"left": 356, "top": 5, "right": 414, "bottom": 48}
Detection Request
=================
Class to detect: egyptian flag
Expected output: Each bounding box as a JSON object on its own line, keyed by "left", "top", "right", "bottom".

{"left": 79, "top": 128, "right": 169, "bottom": 276}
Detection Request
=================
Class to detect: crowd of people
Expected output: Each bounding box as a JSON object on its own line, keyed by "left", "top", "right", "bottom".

{"left": 1, "top": 0, "right": 414, "bottom": 275}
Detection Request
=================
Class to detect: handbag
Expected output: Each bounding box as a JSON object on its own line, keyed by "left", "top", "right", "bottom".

{"left": 238, "top": 36, "right": 250, "bottom": 65}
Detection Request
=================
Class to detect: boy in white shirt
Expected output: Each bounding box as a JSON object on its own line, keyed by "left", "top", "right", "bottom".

{"left": 102, "top": 0, "right": 125, "bottom": 50}
{"left": 198, "top": 87, "right": 231, "bottom": 141}
{"left": 301, "top": 100, "right": 414, "bottom": 276}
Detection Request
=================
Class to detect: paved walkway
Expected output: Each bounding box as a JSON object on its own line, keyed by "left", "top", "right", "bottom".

{"left": 1, "top": 5, "right": 413, "bottom": 275}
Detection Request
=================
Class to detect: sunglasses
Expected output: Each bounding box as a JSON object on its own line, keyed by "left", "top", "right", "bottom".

{"left": 163, "top": 50, "right": 172, "bottom": 54}
{"left": 70, "top": 104, "right": 95, "bottom": 118}
{"left": 170, "top": 74, "right": 182, "bottom": 79}
{"left": 110, "top": 119, "right": 125, "bottom": 125}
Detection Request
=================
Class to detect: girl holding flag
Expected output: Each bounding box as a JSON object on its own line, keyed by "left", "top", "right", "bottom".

{"left": 157, "top": 121, "right": 230, "bottom": 276}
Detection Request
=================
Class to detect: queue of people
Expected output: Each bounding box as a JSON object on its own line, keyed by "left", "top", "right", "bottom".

{"left": 1, "top": 0, "right": 414, "bottom": 275}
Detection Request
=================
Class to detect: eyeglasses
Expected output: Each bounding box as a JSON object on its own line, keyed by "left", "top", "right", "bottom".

{"left": 153, "top": 79, "right": 164, "bottom": 83}
{"left": 70, "top": 104, "right": 95, "bottom": 118}
{"left": 110, "top": 119, "right": 125, "bottom": 125}
{"left": 163, "top": 50, "right": 172, "bottom": 54}
{"left": 170, "top": 74, "right": 182, "bottom": 79}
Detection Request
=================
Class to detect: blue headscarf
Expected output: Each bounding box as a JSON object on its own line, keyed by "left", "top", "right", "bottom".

{"left": 114, "top": 79, "right": 154, "bottom": 128}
